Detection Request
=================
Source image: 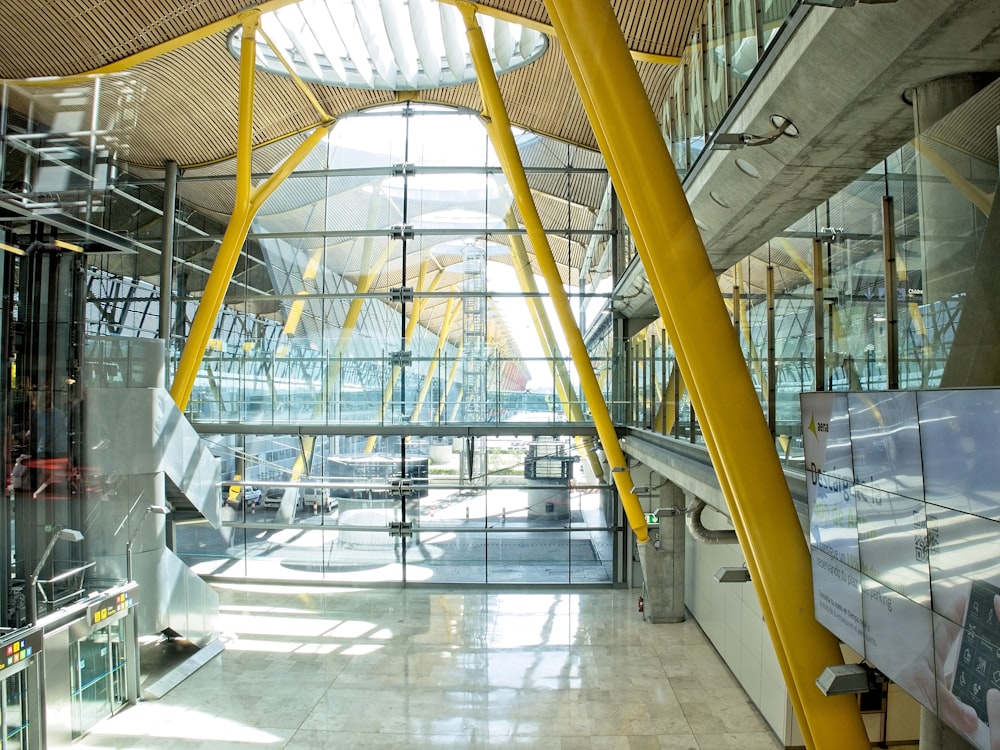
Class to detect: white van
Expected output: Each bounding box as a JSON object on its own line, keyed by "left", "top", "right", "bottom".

{"left": 299, "top": 486, "right": 336, "bottom": 512}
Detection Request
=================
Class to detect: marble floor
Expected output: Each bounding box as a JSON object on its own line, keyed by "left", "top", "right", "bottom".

{"left": 77, "top": 584, "right": 783, "bottom": 750}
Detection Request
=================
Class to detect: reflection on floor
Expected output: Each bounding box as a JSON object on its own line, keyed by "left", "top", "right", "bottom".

{"left": 78, "top": 584, "right": 788, "bottom": 749}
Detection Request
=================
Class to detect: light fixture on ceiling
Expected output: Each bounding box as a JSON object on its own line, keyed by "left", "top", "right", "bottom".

{"left": 231, "top": 0, "right": 548, "bottom": 91}
{"left": 816, "top": 663, "right": 882, "bottom": 695}
{"left": 714, "top": 565, "right": 751, "bottom": 583}
{"left": 802, "top": 0, "right": 897, "bottom": 7}
{"left": 711, "top": 115, "right": 798, "bottom": 150}
{"left": 709, "top": 191, "right": 731, "bottom": 208}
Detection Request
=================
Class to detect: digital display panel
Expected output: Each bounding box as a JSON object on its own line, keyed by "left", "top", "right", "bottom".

{"left": 811, "top": 547, "right": 865, "bottom": 655}
{"left": 918, "top": 390, "right": 1000, "bottom": 520}
{"left": 802, "top": 389, "right": 1000, "bottom": 750}
{"left": 802, "top": 392, "right": 858, "bottom": 570}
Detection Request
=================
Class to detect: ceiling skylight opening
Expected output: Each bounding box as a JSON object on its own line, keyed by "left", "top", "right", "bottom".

{"left": 228, "top": 0, "right": 548, "bottom": 91}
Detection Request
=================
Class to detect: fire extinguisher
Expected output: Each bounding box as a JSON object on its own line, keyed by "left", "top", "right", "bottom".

{"left": 638, "top": 596, "right": 644, "bottom": 613}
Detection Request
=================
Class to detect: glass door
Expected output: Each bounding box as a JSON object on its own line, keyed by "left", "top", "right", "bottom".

{"left": 2, "top": 671, "right": 30, "bottom": 749}
{"left": 70, "top": 619, "right": 128, "bottom": 738}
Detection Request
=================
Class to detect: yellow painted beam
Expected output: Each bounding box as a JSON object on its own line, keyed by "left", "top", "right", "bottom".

{"left": 549, "top": 11, "right": 816, "bottom": 741}
{"left": 440, "top": 341, "right": 464, "bottom": 422}
{"left": 735, "top": 264, "right": 766, "bottom": 398}
{"left": 3, "top": 2, "right": 302, "bottom": 85}
{"left": 460, "top": 2, "right": 648, "bottom": 544}
{"left": 505, "top": 208, "right": 603, "bottom": 477}
{"left": 362, "top": 268, "right": 445, "bottom": 453}
{"left": 544, "top": 2, "right": 868, "bottom": 748}
{"left": 437, "top": 0, "right": 680, "bottom": 66}
{"left": 170, "top": 12, "right": 334, "bottom": 411}
{"left": 411, "top": 298, "right": 460, "bottom": 421}
{"left": 915, "top": 136, "right": 994, "bottom": 214}
{"left": 652, "top": 360, "right": 682, "bottom": 435}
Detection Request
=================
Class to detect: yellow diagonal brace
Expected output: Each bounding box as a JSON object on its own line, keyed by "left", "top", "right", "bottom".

{"left": 411, "top": 298, "right": 460, "bottom": 421}
{"left": 505, "top": 209, "right": 604, "bottom": 479}
{"left": 460, "top": 2, "right": 648, "bottom": 544}
{"left": 363, "top": 268, "right": 445, "bottom": 452}
{"left": 440, "top": 341, "right": 464, "bottom": 421}
{"left": 652, "top": 361, "right": 682, "bottom": 435}
{"left": 436, "top": 0, "right": 680, "bottom": 65}
{"left": 545, "top": 5, "right": 827, "bottom": 746}
{"left": 735, "top": 264, "right": 766, "bottom": 395}
{"left": 170, "top": 13, "right": 334, "bottom": 411}
{"left": 545, "top": 2, "right": 867, "bottom": 748}
{"left": 551, "top": 15, "right": 817, "bottom": 744}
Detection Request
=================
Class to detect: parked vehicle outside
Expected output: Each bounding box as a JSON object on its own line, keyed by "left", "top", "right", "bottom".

{"left": 222, "top": 481, "right": 262, "bottom": 509}
{"left": 300, "top": 486, "right": 337, "bottom": 513}
{"left": 263, "top": 487, "right": 297, "bottom": 508}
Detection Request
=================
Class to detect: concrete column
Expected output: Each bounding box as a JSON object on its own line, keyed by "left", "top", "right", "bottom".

{"left": 637, "top": 480, "right": 686, "bottom": 623}
{"left": 913, "top": 73, "right": 995, "bottom": 310}
{"left": 920, "top": 707, "right": 979, "bottom": 750}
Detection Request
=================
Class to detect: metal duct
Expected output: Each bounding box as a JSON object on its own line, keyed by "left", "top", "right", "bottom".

{"left": 686, "top": 498, "right": 739, "bottom": 544}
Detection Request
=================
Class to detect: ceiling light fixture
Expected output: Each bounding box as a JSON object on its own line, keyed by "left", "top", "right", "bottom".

{"left": 802, "top": 0, "right": 897, "bottom": 7}
{"left": 711, "top": 115, "right": 798, "bottom": 150}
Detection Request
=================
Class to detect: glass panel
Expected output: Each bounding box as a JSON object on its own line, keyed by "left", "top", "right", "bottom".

{"left": 686, "top": 28, "right": 706, "bottom": 167}
{"left": 71, "top": 631, "right": 112, "bottom": 737}
{"left": 705, "top": 0, "right": 729, "bottom": 132}
{"left": 762, "top": 0, "right": 796, "bottom": 48}
{"left": 486, "top": 529, "right": 570, "bottom": 584}
{"left": 4, "top": 671, "right": 29, "bottom": 750}
{"left": 729, "top": 0, "right": 758, "bottom": 91}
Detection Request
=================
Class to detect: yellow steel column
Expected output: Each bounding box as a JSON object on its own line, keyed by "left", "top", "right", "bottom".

{"left": 506, "top": 210, "right": 604, "bottom": 480}
{"left": 364, "top": 269, "right": 445, "bottom": 452}
{"left": 440, "top": 341, "right": 464, "bottom": 422}
{"left": 460, "top": 3, "right": 648, "bottom": 543}
{"left": 410, "top": 298, "right": 460, "bottom": 421}
{"left": 170, "top": 11, "right": 334, "bottom": 411}
{"left": 323, "top": 243, "right": 392, "bottom": 389}
{"left": 544, "top": 5, "right": 825, "bottom": 746}
{"left": 506, "top": 209, "right": 582, "bottom": 422}
{"left": 544, "top": 2, "right": 867, "bottom": 747}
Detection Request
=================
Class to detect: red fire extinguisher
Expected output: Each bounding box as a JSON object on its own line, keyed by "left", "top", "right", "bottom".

{"left": 638, "top": 596, "right": 644, "bottom": 613}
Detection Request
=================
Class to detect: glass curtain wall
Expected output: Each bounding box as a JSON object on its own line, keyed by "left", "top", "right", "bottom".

{"left": 1, "top": 75, "right": 622, "bottom": 587}
{"left": 162, "top": 103, "right": 619, "bottom": 585}
{"left": 628, "top": 139, "right": 996, "bottom": 467}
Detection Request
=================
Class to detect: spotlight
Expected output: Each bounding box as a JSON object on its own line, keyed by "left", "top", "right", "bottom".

{"left": 816, "top": 664, "right": 876, "bottom": 696}
{"left": 714, "top": 566, "right": 751, "bottom": 583}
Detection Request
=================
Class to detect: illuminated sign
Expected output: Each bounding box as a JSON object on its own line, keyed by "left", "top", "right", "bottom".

{"left": 87, "top": 589, "right": 138, "bottom": 627}
{"left": 0, "top": 629, "right": 42, "bottom": 673}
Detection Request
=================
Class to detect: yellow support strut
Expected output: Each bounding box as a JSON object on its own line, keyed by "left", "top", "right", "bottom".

{"left": 556, "top": 23, "right": 821, "bottom": 746}
{"left": 505, "top": 209, "right": 604, "bottom": 481}
{"left": 460, "top": 3, "right": 648, "bottom": 544}
{"left": 410, "top": 297, "right": 460, "bottom": 421}
{"left": 544, "top": 2, "right": 867, "bottom": 748}
{"left": 170, "top": 11, "right": 334, "bottom": 411}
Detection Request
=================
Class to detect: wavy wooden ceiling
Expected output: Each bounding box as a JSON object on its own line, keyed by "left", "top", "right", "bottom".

{"left": 0, "top": 0, "right": 696, "bottom": 170}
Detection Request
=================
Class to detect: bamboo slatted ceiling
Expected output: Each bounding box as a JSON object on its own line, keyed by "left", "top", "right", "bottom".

{"left": 0, "top": 0, "right": 699, "bottom": 168}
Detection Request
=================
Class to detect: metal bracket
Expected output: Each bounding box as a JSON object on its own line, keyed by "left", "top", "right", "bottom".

{"left": 390, "top": 350, "right": 412, "bottom": 367}
{"left": 388, "top": 521, "right": 413, "bottom": 538}
{"left": 391, "top": 224, "right": 414, "bottom": 240}
{"left": 390, "top": 476, "right": 413, "bottom": 497}
{"left": 390, "top": 286, "right": 414, "bottom": 303}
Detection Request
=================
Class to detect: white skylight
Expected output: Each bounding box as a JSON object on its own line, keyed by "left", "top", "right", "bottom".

{"left": 228, "top": 0, "right": 548, "bottom": 91}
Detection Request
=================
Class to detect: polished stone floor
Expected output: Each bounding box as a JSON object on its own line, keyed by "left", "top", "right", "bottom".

{"left": 78, "top": 584, "right": 783, "bottom": 749}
